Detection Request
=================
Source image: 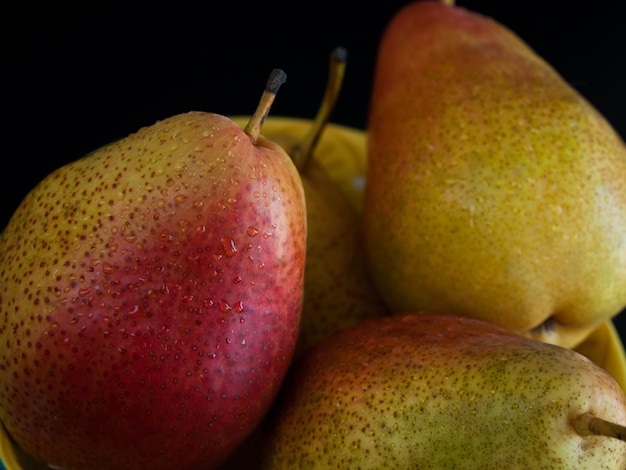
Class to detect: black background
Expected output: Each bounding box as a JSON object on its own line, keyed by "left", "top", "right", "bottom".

{"left": 3, "top": 1, "right": 626, "bottom": 337}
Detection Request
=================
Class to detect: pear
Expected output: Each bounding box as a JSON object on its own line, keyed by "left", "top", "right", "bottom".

{"left": 262, "top": 311, "right": 626, "bottom": 469}
{"left": 363, "top": 0, "right": 626, "bottom": 348}
{"left": 0, "top": 69, "right": 307, "bottom": 470}
{"left": 275, "top": 47, "right": 388, "bottom": 359}
{"left": 291, "top": 159, "right": 387, "bottom": 358}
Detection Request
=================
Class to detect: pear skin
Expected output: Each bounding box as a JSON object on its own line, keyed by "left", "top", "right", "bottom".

{"left": 295, "top": 159, "right": 388, "bottom": 358}
{"left": 364, "top": 1, "right": 626, "bottom": 348}
{"left": 0, "top": 72, "right": 307, "bottom": 470}
{"left": 262, "top": 312, "right": 626, "bottom": 469}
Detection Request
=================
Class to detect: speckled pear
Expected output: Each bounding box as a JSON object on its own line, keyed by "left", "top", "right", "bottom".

{"left": 262, "top": 312, "right": 626, "bottom": 469}
{"left": 0, "top": 70, "right": 307, "bottom": 470}
{"left": 274, "top": 47, "right": 387, "bottom": 359}
{"left": 363, "top": 0, "right": 626, "bottom": 348}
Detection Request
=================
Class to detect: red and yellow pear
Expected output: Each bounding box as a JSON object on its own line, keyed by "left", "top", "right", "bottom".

{"left": 0, "top": 69, "right": 306, "bottom": 470}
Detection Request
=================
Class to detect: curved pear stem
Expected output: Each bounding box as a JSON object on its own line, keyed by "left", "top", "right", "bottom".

{"left": 290, "top": 46, "right": 348, "bottom": 172}
{"left": 573, "top": 413, "right": 626, "bottom": 441}
{"left": 245, "top": 68, "right": 288, "bottom": 144}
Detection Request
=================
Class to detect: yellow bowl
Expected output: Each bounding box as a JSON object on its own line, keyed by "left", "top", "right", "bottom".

{"left": 2, "top": 118, "right": 626, "bottom": 469}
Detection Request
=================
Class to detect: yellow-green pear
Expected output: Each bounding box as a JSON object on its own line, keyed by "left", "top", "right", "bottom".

{"left": 283, "top": 47, "right": 388, "bottom": 358}
{"left": 262, "top": 312, "right": 626, "bottom": 469}
{"left": 363, "top": 0, "right": 626, "bottom": 348}
{"left": 292, "top": 158, "right": 388, "bottom": 358}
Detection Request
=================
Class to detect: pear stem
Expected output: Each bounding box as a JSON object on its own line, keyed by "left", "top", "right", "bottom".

{"left": 573, "top": 413, "right": 626, "bottom": 441}
{"left": 441, "top": 0, "right": 455, "bottom": 5}
{"left": 290, "top": 46, "right": 348, "bottom": 172}
{"left": 244, "top": 68, "right": 288, "bottom": 144}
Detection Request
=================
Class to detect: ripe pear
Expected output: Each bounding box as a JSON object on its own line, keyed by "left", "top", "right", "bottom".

{"left": 291, "top": 159, "right": 387, "bottom": 358}
{"left": 275, "top": 47, "right": 388, "bottom": 359}
{"left": 262, "top": 312, "right": 626, "bottom": 469}
{"left": 364, "top": 0, "right": 626, "bottom": 348}
{"left": 0, "top": 69, "right": 307, "bottom": 470}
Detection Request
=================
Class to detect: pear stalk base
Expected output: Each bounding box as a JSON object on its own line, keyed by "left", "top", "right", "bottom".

{"left": 573, "top": 413, "right": 626, "bottom": 441}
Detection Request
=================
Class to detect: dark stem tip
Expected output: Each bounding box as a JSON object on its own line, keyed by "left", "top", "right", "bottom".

{"left": 332, "top": 46, "right": 348, "bottom": 63}
{"left": 266, "top": 69, "right": 288, "bottom": 95}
